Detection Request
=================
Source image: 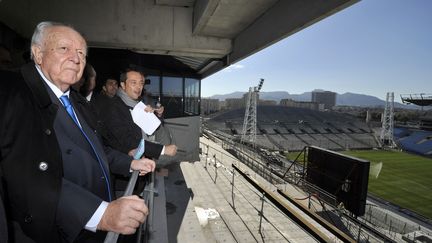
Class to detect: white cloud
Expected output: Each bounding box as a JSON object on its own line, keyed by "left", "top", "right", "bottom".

{"left": 223, "top": 64, "right": 245, "bottom": 72}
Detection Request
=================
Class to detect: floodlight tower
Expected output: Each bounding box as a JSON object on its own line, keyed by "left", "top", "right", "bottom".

{"left": 380, "top": 92, "right": 396, "bottom": 148}
{"left": 241, "top": 78, "right": 264, "bottom": 147}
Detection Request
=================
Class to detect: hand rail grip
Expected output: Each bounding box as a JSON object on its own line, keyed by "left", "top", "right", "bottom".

{"left": 104, "top": 139, "right": 145, "bottom": 243}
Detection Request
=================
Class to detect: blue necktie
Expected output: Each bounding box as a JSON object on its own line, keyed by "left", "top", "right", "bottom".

{"left": 60, "top": 95, "right": 112, "bottom": 201}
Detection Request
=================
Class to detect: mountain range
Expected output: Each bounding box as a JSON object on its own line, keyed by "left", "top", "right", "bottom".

{"left": 207, "top": 91, "right": 413, "bottom": 108}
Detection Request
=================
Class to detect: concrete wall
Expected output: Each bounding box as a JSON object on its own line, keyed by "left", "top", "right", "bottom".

{"left": 164, "top": 116, "right": 201, "bottom": 163}
{"left": 0, "top": 0, "right": 231, "bottom": 57}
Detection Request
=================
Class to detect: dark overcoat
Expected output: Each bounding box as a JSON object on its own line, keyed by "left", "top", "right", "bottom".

{"left": 0, "top": 63, "right": 132, "bottom": 242}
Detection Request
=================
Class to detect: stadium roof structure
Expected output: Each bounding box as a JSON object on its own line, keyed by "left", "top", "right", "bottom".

{"left": 0, "top": 0, "right": 358, "bottom": 79}
{"left": 401, "top": 94, "right": 432, "bottom": 106}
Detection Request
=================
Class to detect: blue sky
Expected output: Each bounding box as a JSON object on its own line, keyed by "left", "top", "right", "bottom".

{"left": 201, "top": 0, "right": 432, "bottom": 101}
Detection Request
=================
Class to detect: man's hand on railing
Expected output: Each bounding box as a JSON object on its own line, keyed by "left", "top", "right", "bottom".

{"left": 131, "top": 158, "right": 156, "bottom": 176}
{"left": 97, "top": 195, "right": 148, "bottom": 234}
{"left": 163, "top": 144, "right": 177, "bottom": 156}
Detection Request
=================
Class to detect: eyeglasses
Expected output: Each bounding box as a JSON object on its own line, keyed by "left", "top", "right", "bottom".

{"left": 51, "top": 46, "right": 87, "bottom": 61}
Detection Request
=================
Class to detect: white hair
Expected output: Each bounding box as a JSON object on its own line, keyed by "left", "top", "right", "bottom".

{"left": 30, "top": 21, "right": 85, "bottom": 60}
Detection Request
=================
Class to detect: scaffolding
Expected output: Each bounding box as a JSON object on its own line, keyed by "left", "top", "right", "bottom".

{"left": 380, "top": 92, "right": 396, "bottom": 148}
{"left": 241, "top": 79, "right": 264, "bottom": 147}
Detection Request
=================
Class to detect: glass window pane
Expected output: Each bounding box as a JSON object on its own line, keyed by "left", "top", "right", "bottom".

{"left": 185, "top": 78, "right": 200, "bottom": 115}
{"left": 142, "top": 75, "right": 160, "bottom": 105}
{"left": 161, "top": 76, "right": 183, "bottom": 118}
{"left": 144, "top": 75, "right": 160, "bottom": 96}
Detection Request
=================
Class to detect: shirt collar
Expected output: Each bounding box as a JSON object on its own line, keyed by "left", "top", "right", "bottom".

{"left": 35, "top": 64, "right": 70, "bottom": 98}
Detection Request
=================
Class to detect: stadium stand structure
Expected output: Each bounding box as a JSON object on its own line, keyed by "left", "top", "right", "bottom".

{"left": 206, "top": 105, "right": 378, "bottom": 152}
{"left": 395, "top": 129, "right": 432, "bottom": 155}
{"left": 394, "top": 127, "right": 411, "bottom": 138}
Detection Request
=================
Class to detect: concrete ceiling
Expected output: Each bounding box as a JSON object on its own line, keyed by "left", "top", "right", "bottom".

{"left": 0, "top": 0, "right": 359, "bottom": 78}
{"left": 193, "top": 0, "right": 278, "bottom": 38}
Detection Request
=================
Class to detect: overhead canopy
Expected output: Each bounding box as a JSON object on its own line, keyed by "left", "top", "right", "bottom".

{"left": 0, "top": 0, "right": 358, "bottom": 78}
{"left": 401, "top": 94, "right": 432, "bottom": 106}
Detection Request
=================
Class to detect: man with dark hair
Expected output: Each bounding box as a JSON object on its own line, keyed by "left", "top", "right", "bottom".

{"left": 0, "top": 21, "right": 155, "bottom": 242}
{"left": 103, "top": 68, "right": 177, "bottom": 158}
{"left": 92, "top": 77, "right": 118, "bottom": 110}
{"left": 91, "top": 77, "right": 119, "bottom": 142}
{"left": 101, "top": 78, "right": 119, "bottom": 98}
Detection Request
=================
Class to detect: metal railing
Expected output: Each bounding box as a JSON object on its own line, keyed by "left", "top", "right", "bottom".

{"left": 201, "top": 128, "right": 427, "bottom": 242}
{"left": 104, "top": 172, "right": 155, "bottom": 243}
{"left": 199, "top": 140, "right": 356, "bottom": 242}
{"left": 104, "top": 139, "right": 155, "bottom": 243}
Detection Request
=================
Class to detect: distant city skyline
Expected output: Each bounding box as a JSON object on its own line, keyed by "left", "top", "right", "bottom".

{"left": 201, "top": 0, "right": 432, "bottom": 101}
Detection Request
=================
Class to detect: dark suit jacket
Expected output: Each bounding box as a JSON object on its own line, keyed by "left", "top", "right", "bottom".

{"left": 0, "top": 63, "right": 132, "bottom": 242}
{"left": 0, "top": 70, "right": 16, "bottom": 243}
{"left": 91, "top": 92, "right": 112, "bottom": 123}
{"left": 0, "top": 165, "right": 8, "bottom": 243}
{"left": 101, "top": 96, "right": 163, "bottom": 158}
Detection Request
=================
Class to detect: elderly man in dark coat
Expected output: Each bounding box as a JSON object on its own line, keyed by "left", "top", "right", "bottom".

{"left": 0, "top": 21, "right": 156, "bottom": 242}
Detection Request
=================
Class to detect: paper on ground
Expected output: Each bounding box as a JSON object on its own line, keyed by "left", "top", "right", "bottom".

{"left": 131, "top": 101, "right": 161, "bottom": 135}
{"left": 194, "top": 207, "right": 220, "bottom": 227}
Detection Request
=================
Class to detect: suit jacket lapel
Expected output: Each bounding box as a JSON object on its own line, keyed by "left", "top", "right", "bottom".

{"left": 69, "top": 93, "right": 111, "bottom": 174}
{"left": 20, "top": 63, "right": 52, "bottom": 109}
{"left": 21, "top": 62, "right": 112, "bottom": 178}
{"left": 44, "top": 84, "right": 95, "bottom": 157}
{"left": 75, "top": 107, "right": 111, "bottom": 174}
{"left": 20, "top": 63, "right": 89, "bottom": 154}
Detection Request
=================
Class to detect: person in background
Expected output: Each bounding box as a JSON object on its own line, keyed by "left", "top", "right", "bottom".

{"left": 91, "top": 77, "right": 119, "bottom": 143}
{"left": 101, "top": 78, "right": 119, "bottom": 98}
{"left": 0, "top": 21, "right": 155, "bottom": 242}
{"left": 102, "top": 68, "right": 177, "bottom": 159}
{"left": 92, "top": 77, "right": 118, "bottom": 113}
{"left": 74, "top": 63, "right": 96, "bottom": 101}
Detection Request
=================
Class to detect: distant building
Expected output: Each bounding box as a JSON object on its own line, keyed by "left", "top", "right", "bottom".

{"left": 280, "top": 99, "right": 320, "bottom": 110}
{"left": 224, "top": 93, "right": 274, "bottom": 110}
{"left": 225, "top": 98, "right": 245, "bottom": 110}
{"left": 242, "top": 92, "right": 262, "bottom": 103}
{"left": 219, "top": 100, "right": 227, "bottom": 109}
{"left": 311, "top": 91, "right": 336, "bottom": 110}
{"left": 201, "top": 98, "right": 220, "bottom": 115}
{"left": 259, "top": 100, "right": 277, "bottom": 106}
